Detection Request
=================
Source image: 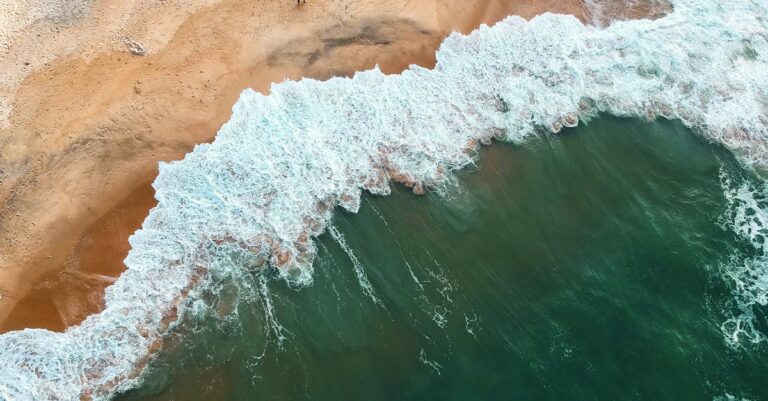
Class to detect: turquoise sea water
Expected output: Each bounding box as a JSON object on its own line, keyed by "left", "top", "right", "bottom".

{"left": 117, "top": 117, "right": 767, "bottom": 401}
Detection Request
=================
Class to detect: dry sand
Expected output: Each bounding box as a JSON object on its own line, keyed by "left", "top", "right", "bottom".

{"left": 0, "top": 0, "right": 669, "bottom": 333}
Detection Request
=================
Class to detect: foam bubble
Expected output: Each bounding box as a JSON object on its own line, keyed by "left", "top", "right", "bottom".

{"left": 2, "top": 0, "right": 768, "bottom": 399}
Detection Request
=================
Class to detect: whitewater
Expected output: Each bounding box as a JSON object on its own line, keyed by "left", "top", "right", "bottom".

{"left": 1, "top": 0, "right": 767, "bottom": 399}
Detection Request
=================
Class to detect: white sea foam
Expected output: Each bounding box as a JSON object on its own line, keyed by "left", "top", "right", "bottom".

{"left": 719, "top": 171, "right": 768, "bottom": 346}
{"left": 328, "top": 226, "right": 382, "bottom": 305}
{"left": 2, "top": 0, "right": 768, "bottom": 399}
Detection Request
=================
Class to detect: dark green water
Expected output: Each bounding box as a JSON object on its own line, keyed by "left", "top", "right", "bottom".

{"left": 119, "top": 117, "right": 768, "bottom": 401}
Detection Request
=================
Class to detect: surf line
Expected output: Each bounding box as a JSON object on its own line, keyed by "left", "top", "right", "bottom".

{"left": 1, "top": 0, "right": 767, "bottom": 399}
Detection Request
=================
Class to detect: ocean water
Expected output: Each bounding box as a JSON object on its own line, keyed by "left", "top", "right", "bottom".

{"left": 114, "top": 117, "right": 768, "bottom": 401}
{"left": 1, "top": 0, "right": 768, "bottom": 399}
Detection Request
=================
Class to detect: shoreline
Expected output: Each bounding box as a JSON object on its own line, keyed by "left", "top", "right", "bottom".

{"left": 0, "top": 180, "right": 155, "bottom": 332}
{"left": 25, "top": 0, "right": 768, "bottom": 397}
{"left": 0, "top": 0, "right": 594, "bottom": 333}
{"left": 0, "top": 0, "right": 671, "bottom": 333}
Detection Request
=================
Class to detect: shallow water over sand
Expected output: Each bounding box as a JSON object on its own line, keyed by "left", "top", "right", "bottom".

{"left": 117, "top": 117, "right": 767, "bottom": 401}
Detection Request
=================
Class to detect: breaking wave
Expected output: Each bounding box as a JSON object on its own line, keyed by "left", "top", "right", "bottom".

{"left": 1, "top": 0, "right": 767, "bottom": 399}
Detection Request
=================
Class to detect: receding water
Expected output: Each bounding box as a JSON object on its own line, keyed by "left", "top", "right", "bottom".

{"left": 118, "top": 117, "right": 768, "bottom": 401}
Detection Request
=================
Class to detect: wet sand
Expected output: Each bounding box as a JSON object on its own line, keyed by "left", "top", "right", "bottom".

{"left": 0, "top": 181, "right": 155, "bottom": 332}
{"left": 0, "top": 0, "right": 668, "bottom": 333}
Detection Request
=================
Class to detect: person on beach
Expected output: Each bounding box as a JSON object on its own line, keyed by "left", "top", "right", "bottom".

{"left": 297, "top": 0, "right": 305, "bottom": 4}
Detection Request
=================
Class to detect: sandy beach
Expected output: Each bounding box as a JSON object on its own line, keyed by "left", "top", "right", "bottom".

{"left": 0, "top": 0, "right": 671, "bottom": 333}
